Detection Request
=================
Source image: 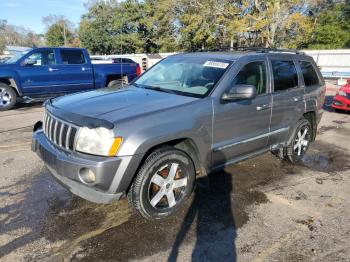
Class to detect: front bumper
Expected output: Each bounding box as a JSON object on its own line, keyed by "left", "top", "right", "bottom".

{"left": 32, "top": 129, "right": 140, "bottom": 204}
{"left": 332, "top": 94, "right": 350, "bottom": 111}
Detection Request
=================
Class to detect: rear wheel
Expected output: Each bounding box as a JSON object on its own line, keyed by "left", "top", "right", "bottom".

{"left": 271, "top": 118, "right": 312, "bottom": 163}
{"left": 0, "top": 83, "right": 17, "bottom": 111}
{"left": 107, "top": 76, "right": 129, "bottom": 88}
{"left": 286, "top": 119, "right": 312, "bottom": 163}
{"left": 128, "top": 147, "right": 195, "bottom": 219}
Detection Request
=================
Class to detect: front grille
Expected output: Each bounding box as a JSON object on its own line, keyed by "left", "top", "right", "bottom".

{"left": 346, "top": 93, "right": 350, "bottom": 100}
{"left": 43, "top": 111, "right": 79, "bottom": 151}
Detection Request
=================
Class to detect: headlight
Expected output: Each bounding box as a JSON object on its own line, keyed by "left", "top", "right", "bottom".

{"left": 338, "top": 90, "right": 347, "bottom": 97}
{"left": 75, "top": 127, "right": 122, "bottom": 156}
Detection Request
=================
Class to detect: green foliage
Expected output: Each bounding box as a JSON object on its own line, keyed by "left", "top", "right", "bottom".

{"left": 309, "top": 2, "right": 350, "bottom": 49}
{"left": 45, "top": 23, "right": 73, "bottom": 47}
{"left": 77, "top": 0, "right": 350, "bottom": 54}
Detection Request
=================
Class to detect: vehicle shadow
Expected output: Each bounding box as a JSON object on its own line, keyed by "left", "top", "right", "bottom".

{"left": 168, "top": 170, "right": 237, "bottom": 261}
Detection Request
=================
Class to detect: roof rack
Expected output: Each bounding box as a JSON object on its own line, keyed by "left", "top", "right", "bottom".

{"left": 196, "top": 46, "right": 305, "bottom": 55}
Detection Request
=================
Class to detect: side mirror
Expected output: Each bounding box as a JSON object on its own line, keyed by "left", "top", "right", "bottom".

{"left": 221, "top": 84, "right": 257, "bottom": 102}
{"left": 23, "top": 59, "right": 37, "bottom": 66}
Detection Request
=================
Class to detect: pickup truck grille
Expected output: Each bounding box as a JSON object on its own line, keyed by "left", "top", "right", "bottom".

{"left": 43, "top": 111, "right": 79, "bottom": 151}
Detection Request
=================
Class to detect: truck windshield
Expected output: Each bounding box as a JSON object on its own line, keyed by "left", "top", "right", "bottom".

{"left": 4, "top": 50, "right": 31, "bottom": 64}
{"left": 134, "top": 56, "right": 232, "bottom": 98}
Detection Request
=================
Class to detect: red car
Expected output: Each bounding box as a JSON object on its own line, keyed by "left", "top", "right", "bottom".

{"left": 332, "top": 79, "right": 350, "bottom": 112}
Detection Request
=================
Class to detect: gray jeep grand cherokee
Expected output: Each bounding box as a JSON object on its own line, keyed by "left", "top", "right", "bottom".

{"left": 32, "top": 49, "right": 325, "bottom": 219}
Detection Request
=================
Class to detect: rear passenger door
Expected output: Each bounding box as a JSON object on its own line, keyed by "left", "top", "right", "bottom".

{"left": 268, "top": 57, "right": 305, "bottom": 146}
{"left": 56, "top": 49, "right": 94, "bottom": 93}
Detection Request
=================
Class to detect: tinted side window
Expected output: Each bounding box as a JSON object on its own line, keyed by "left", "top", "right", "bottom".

{"left": 299, "top": 61, "right": 319, "bottom": 86}
{"left": 232, "top": 61, "right": 267, "bottom": 95}
{"left": 27, "top": 50, "right": 55, "bottom": 66}
{"left": 272, "top": 60, "right": 298, "bottom": 91}
{"left": 60, "top": 50, "right": 86, "bottom": 65}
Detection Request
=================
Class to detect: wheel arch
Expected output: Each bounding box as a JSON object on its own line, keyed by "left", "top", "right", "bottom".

{"left": 123, "top": 137, "right": 207, "bottom": 194}
{"left": 0, "top": 77, "right": 22, "bottom": 96}
{"left": 302, "top": 111, "right": 316, "bottom": 142}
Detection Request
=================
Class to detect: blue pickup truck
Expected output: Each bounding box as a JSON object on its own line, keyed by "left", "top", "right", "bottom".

{"left": 0, "top": 47, "right": 141, "bottom": 110}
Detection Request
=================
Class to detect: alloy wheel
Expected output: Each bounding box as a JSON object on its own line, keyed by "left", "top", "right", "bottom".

{"left": 148, "top": 162, "right": 188, "bottom": 209}
{"left": 293, "top": 126, "right": 310, "bottom": 156}
{"left": 0, "top": 87, "right": 12, "bottom": 108}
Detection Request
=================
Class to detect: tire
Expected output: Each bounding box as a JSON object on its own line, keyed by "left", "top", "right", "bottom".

{"left": 107, "top": 76, "right": 129, "bottom": 88}
{"left": 127, "top": 146, "right": 196, "bottom": 219}
{"left": 334, "top": 108, "right": 343, "bottom": 113}
{"left": 285, "top": 118, "right": 312, "bottom": 163}
{"left": 0, "top": 83, "right": 17, "bottom": 111}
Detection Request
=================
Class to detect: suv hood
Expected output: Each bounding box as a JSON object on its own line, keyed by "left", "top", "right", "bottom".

{"left": 50, "top": 86, "right": 199, "bottom": 125}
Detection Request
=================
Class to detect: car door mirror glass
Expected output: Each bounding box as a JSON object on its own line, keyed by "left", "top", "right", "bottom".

{"left": 222, "top": 84, "right": 257, "bottom": 102}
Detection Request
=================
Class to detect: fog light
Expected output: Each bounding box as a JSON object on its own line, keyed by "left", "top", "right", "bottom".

{"left": 79, "top": 168, "right": 96, "bottom": 184}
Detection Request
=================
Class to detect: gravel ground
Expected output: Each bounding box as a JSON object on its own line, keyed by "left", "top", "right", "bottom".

{"left": 0, "top": 91, "right": 349, "bottom": 262}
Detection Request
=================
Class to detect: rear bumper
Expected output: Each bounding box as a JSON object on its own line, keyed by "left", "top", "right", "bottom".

{"left": 32, "top": 129, "right": 141, "bottom": 203}
{"left": 332, "top": 95, "right": 350, "bottom": 111}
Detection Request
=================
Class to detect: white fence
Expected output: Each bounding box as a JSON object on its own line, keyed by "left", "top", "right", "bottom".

{"left": 93, "top": 49, "right": 350, "bottom": 80}
{"left": 303, "top": 49, "right": 350, "bottom": 79}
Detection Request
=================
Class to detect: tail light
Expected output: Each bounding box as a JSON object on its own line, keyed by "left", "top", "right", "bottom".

{"left": 136, "top": 64, "right": 141, "bottom": 77}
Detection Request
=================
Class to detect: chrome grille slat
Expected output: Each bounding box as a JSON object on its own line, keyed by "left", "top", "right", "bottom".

{"left": 66, "top": 126, "right": 72, "bottom": 150}
{"left": 43, "top": 111, "right": 79, "bottom": 151}
{"left": 53, "top": 120, "right": 58, "bottom": 144}
{"left": 48, "top": 117, "right": 53, "bottom": 140}
{"left": 58, "top": 123, "right": 64, "bottom": 147}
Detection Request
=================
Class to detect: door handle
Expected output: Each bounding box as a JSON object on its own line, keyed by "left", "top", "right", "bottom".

{"left": 293, "top": 96, "right": 301, "bottom": 102}
{"left": 49, "top": 68, "right": 59, "bottom": 72}
{"left": 256, "top": 104, "right": 271, "bottom": 111}
{"left": 82, "top": 67, "right": 91, "bottom": 71}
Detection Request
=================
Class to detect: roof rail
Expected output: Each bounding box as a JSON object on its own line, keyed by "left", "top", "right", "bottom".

{"left": 196, "top": 46, "right": 305, "bottom": 55}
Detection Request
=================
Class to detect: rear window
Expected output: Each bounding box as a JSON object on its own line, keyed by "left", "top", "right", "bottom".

{"left": 60, "top": 50, "right": 86, "bottom": 65}
{"left": 272, "top": 60, "right": 298, "bottom": 91}
{"left": 299, "top": 61, "right": 319, "bottom": 86}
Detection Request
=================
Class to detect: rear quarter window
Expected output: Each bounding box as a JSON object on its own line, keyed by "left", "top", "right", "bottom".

{"left": 60, "top": 50, "right": 86, "bottom": 65}
{"left": 299, "top": 61, "right": 320, "bottom": 86}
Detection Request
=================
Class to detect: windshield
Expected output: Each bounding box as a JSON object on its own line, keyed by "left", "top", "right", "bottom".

{"left": 4, "top": 50, "right": 31, "bottom": 64}
{"left": 134, "top": 56, "right": 232, "bottom": 98}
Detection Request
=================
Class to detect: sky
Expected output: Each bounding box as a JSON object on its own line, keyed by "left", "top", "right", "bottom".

{"left": 0, "top": 0, "right": 87, "bottom": 34}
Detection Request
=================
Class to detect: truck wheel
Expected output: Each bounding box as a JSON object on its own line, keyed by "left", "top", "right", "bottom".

{"left": 285, "top": 118, "right": 312, "bottom": 163}
{"left": 0, "top": 83, "right": 17, "bottom": 111}
{"left": 107, "top": 76, "right": 128, "bottom": 88}
{"left": 128, "top": 147, "right": 195, "bottom": 219}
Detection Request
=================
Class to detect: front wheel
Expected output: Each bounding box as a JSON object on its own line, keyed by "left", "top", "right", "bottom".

{"left": 128, "top": 147, "right": 195, "bottom": 219}
{"left": 0, "top": 83, "right": 17, "bottom": 111}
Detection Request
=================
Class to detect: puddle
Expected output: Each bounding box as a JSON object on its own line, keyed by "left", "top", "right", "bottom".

{"left": 301, "top": 141, "right": 350, "bottom": 173}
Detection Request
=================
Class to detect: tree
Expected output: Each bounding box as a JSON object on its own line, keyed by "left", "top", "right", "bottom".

{"left": 79, "top": 0, "right": 119, "bottom": 54}
{"left": 309, "top": 1, "right": 350, "bottom": 49}
{"left": 0, "top": 20, "right": 6, "bottom": 53}
{"left": 0, "top": 19, "right": 44, "bottom": 52}
{"left": 43, "top": 15, "right": 75, "bottom": 47}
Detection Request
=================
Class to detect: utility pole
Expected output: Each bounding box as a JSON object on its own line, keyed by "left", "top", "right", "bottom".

{"left": 63, "top": 21, "right": 67, "bottom": 47}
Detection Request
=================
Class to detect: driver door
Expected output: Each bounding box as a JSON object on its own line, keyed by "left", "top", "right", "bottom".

{"left": 17, "top": 49, "right": 60, "bottom": 95}
{"left": 212, "top": 60, "right": 272, "bottom": 167}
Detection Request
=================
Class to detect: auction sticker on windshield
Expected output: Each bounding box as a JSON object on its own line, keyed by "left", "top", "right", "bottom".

{"left": 203, "top": 61, "right": 229, "bottom": 69}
